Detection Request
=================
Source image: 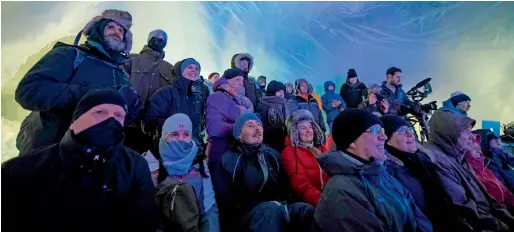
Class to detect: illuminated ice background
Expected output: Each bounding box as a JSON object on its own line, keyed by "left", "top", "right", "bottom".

{"left": 2, "top": 1, "right": 514, "bottom": 160}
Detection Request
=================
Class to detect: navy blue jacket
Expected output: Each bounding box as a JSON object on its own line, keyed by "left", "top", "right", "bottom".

{"left": 339, "top": 81, "right": 366, "bottom": 108}
{"left": 15, "top": 42, "right": 130, "bottom": 155}
{"left": 144, "top": 59, "right": 209, "bottom": 145}
{"left": 321, "top": 81, "right": 346, "bottom": 127}
{"left": 381, "top": 81, "right": 412, "bottom": 115}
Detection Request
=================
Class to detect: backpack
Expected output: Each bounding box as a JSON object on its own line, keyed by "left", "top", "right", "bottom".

{"left": 155, "top": 180, "right": 201, "bottom": 232}
{"left": 261, "top": 100, "right": 288, "bottom": 130}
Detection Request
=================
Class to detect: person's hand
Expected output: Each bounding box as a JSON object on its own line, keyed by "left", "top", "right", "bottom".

{"left": 369, "top": 93, "right": 377, "bottom": 105}
{"left": 380, "top": 99, "right": 389, "bottom": 113}
{"left": 331, "top": 100, "right": 338, "bottom": 107}
{"left": 340, "top": 107, "right": 345, "bottom": 112}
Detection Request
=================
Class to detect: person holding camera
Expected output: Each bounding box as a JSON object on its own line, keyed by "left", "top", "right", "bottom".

{"left": 382, "top": 67, "right": 412, "bottom": 116}
{"left": 359, "top": 84, "right": 389, "bottom": 117}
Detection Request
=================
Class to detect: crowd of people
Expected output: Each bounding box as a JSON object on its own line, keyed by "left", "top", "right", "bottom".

{"left": 3, "top": 9, "right": 514, "bottom": 232}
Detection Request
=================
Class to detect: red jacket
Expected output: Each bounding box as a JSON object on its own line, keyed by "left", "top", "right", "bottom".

{"left": 281, "top": 137, "right": 329, "bottom": 206}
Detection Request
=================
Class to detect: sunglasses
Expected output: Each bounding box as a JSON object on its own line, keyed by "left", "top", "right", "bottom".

{"left": 396, "top": 127, "right": 415, "bottom": 135}
{"left": 365, "top": 127, "right": 385, "bottom": 135}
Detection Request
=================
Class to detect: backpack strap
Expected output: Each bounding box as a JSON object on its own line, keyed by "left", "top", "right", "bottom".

{"left": 53, "top": 42, "right": 85, "bottom": 83}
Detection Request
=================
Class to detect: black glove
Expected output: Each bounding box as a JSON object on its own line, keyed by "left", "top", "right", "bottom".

{"left": 117, "top": 85, "right": 141, "bottom": 124}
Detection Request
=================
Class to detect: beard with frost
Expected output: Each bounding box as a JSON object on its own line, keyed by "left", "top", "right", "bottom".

{"left": 104, "top": 35, "right": 126, "bottom": 52}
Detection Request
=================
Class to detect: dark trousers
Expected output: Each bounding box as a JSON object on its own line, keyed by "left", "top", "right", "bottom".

{"left": 239, "top": 202, "right": 314, "bottom": 232}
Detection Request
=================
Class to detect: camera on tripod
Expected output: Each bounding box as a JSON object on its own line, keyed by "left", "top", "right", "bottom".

{"left": 402, "top": 78, "right": 437, "bottom": 117}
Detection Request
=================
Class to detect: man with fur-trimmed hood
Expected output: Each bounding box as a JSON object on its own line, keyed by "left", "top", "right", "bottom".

{"left": 231, "top": 53, "right": 260, "bottom": 108}
{"left": 15, "top": 9, "right": 139, "bottom": 155}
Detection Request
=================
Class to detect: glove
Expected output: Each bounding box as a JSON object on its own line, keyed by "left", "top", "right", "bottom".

{"left": 117, "top": 85, "right": 141, "bottom": 124}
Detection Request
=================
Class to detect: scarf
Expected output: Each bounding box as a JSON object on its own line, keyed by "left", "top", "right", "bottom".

{"left": 218, "top": 83, "right": 254, "bottom": 113}
{"left": 159, "top": 140, "right": 198, "bottom": 176}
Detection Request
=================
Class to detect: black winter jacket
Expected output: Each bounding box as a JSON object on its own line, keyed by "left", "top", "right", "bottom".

{"left": 339, "top": 81, "right": 367, "bottom": 108}
{"left": 2, "top": 131, "right": 157, "bottom": 232}
{"left": 15, "top": 42, "right": 130, "bottom": 155}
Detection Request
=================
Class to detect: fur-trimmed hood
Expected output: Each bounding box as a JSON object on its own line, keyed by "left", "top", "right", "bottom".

{"left": 231, "top": 53, "right": 254, "bottom": 73}
{"left": 78, "top": 9, "right": 133, "bottom": 54}
{"left": 295, "top": 78, "right": 313, "bottom": 95}
{"left": 285, "top": 109, "right": 325, "bottom": 147}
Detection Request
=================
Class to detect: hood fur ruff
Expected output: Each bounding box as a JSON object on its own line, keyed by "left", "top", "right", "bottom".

{"left": 286, "top": 109, "right": 326, "bottom": 147}
{"left": 231, "top": 53, "right": 254, "bottom": 72}
{"left": 79, "top": 9, "right": 133, "bottom": 54}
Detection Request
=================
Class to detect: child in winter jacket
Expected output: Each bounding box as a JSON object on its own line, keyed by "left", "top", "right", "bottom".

{"left": 321, "top": 81, "right": 346, "bottom": 132}
{"left": 156, "top": 113, "right": 220, "bottom": 232}
{"left": 281, "top": 110, "right": 329, "bottom": 206}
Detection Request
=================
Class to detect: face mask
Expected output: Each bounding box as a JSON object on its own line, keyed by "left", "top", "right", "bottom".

{"left": 159, "top": 140, "right": 198, "bottom": 175}
{"left": 148, "top": 37, "right": 167, "bottom": 52}
{"left": 74, "top": 117, "right": 124, "bottom": 148}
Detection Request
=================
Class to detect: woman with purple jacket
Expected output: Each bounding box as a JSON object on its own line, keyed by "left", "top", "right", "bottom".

{"left": 205, "top": 68, "right": 253, "bottom": 170}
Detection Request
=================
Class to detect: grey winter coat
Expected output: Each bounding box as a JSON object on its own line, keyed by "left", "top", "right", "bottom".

{"left": 424, "top": 110, "right": 514, "bottom": 231}
{"left": 312, "top": 151, "right": 432, "bottom": 232}
{"left": 120, "top": 45, "right": 174, "bottom": 110}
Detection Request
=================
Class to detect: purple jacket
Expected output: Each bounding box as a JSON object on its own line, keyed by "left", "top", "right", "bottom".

{"left": 206, "top": 90, "right": 242, "bottom": 168}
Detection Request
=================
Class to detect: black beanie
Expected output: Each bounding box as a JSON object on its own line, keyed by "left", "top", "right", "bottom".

{"left": 222, "top": 68, "right": 244, "bottom": 80}
{"left": 380, "top": 115, "right": 411, "bottom": 139}
{"left": 265, "top": 80, "right": 286, "bottom": 96}
{"left": 347, "top": 69, "right": 358, "bottom": 79}
{"left": 72, "top": 89, "right": 128, "bottom": 122}
{"left": 450, "top": 91, "right": 471, "bottom": 106}
{"left": 332, "top": 109, "right": 383, "bottom": 150}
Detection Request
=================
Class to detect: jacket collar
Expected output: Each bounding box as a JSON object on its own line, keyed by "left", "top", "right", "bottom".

{"left": 140, "top": 45, "right": 165, "bottom": 59}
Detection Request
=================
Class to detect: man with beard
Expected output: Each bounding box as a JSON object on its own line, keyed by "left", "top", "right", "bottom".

{"left": 15, "top": 9, "right": 139, "bottom": 155}
{"left": 120, "top": 29, "right": 174, "bottom": 153}
{"left": 212, "top": 113, "right": 314, "bottom": 232}
{"left": 231, "top": 53, "right": 261, "bottom": 108}
{"left": 381, "top": 67, "right": 413, "bottom": 116}
{"left": 2, "top": 89, "right": 157, "bottom": 232}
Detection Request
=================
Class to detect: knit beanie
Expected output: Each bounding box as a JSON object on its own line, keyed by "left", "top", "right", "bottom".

{"left": 347, "top": 69, "right": 358, "bottom": 79}
{"left": 380, "top": 115, "right": 411, "bottom": 139}
{"left": 161, "top": 113, "right": 192, "bottom": 139}
{"left": 332, "top": 109, "right": 383, "bottom": 150}
{"left": 180, "top": 58, "right": 201, "bottom": 76}
{"left": 222, "top": 68, "right": 244, "bottom": 80}
{"left": 233, "top": 113, "right": 261, "bottom": 139}
{"left": 450, "top": 91, "right": 471, "bottom": 106}
{"left": 258, "top": 76, "right": 267, "bottom": 81}
{"left": 147, "top": 29, "right": 168, "bottom": 43}
{"left": 72, "top": 89, "right": 128, "bottom": 122}
{"left": 265, "top": 80, "right": 286, "bottom": 96}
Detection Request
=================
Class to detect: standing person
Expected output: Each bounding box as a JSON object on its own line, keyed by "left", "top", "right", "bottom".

{"left": 358, "top": 84, "right": 389, "bottom": 117}
{"left": 285, "top": 82, "right": 295, "bottom": 100}
{"left": 381, "top": 115, "right": 473, "bottom": 231}
{"left": 293, "top": 78, "right": 326, "bottom": 132}
{"left": 309, "top": 83, "right": 323, "bottom": 111}
{"left": 155, "top": 113, "right": 219, "bottom": 232}
{"left": 321, "top": 81, "right": 346, "bottom": 132}
{"left": 256, "top": 80, "right": 294, "bottom": 153}
{"left": 15, "top": 9, "right": 138, "bottom": 155}
{"left": 425, "top": 110, "right": 514, "bottom": 231}
{"left": 339, "top": 68, "right": 367, "bottom": 108}
{"left": 257, "top": 75, "right": 267, "bottom": 97}
{"left": 231, "top": 53, "right": 260, "bottom": 108}
{"left": 205, "top": 68, "right": 253, "bottom": 170}
{"left": 212, "top": 113, "right": 314, "bottom": 232}
{"left": 381, "top": 67, "right": 412, "bottom": 116}
{"left": 281, "top": 110, "right": 328, "bottom": 207}
{"left": 144, "top": 58, "right": 209, "bottom": 148}
{"left": 312, "top": 109, "right": 432, "bottom": 232}
{"left": 205, "top": 72, "right": 220, "bottom": 95}
{"left": 120, "top": 29, "right": 173, "bottom": 153}
{"left": 439, "top": 91, "right": 471, "bottom": 116}
{"left": 2, "top": 89, "right": 157, "bottom": 232}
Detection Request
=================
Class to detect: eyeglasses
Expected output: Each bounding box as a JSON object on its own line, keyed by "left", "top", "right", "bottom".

{"left": 365, "top": 127, "right": 385, "bottom": 135}
{"left": 396, "top": 127, "right": 415, "bottom": 135}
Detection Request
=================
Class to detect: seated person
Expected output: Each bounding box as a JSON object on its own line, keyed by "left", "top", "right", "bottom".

{"left": 425, "top": 110, "right": 514, "bottom": 231}
{"left": 154, "top": 113, "right": 219, "bottom": 232}
{"left": 281, "top": 110, "right": 328, "bottom": 207}
{"left": 212, "top": 113, "right": 314, "bottom": 232}
{"left": 312, "top": 109, "right": 432, "bottom": 232}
